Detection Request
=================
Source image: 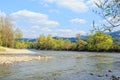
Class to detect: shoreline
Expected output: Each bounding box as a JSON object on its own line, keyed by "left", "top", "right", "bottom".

{"left": 0, "top": 46, "right": 120, "bottom": 54}
{"left": 0, "top": 55, "right": 52, "bottom": 64}
{"left": 0, "top": 47, "right": 40, "bottom": 54}
{"left": 0, "top": 47, "right": 52, "bottom": 64}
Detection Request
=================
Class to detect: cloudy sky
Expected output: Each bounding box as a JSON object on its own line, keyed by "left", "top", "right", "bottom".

{"left": 0, "top": 0, "right": 102, "bottom": 38}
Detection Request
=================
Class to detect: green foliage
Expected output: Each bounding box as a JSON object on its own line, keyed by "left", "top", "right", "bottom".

{"left": 0, "top": 34, "right": 2, "bottom": 46}
{"left": 0, "top": 15, "right": 23, "bottom": 48}
{"left": 35, "top": 35, "right": 74, "bottom": 50}
{"left": 110, "top": 41, "right": 120, "bottom": 52}
{"left": 15, "top": 41, "right": 27, "bottom": 49}
{"left": 87, "top": 31, "right": 113, "bottom": 51}
{"left": 76, "top": 40, "right": 87, "bottom": 51}
{"left": 46, "top": 35, "right": 55, "bottom": 50}
{"left": 35, "top": 35, "right": 47, "bottom": 49}
{"left": 14, "top": 40, "right": 34, "bottom": 49}
{"left": 0, "top": 16, "right": 14, "bottom": 47}
{"left": 52, "top": 39, "right": 65, "bottom": 50}
{"left": 63, "top": 40, "right": 72, "bottom": 50}
{"left": 14, "top": 28, "right": 23, "bottom": 40}
{"left": 71, "top": 43, "right": 77, "bottom": 51}
{"left": 75, "top": 33, "right": 87, "bottom": 51}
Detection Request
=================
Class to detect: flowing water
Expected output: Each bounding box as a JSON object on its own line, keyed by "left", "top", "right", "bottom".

{"left": 0, "top": 51, "right": 120, "bottom": 80}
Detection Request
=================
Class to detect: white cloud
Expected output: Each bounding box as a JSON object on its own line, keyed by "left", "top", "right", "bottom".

{"left": 86, "top": 0, "right": 96, "bottom": 7}
{"left": 10, "top": 10, "right": 59, "bottom": 27}
{"left": 9, "top": 10, "right": 60, "bottom": 38}
{"left": 70, "top": 18, "right": 86, "bottom": 24}
{"left": 56, "top": 29, "right": 86, "bottom": 37}
{"left": 0, "top": 11, "right": 6, "bottom": 17}
{"left": 86, "top": 0, "right": 104, "bottom": 8}
{"left": 44, "top": 0, "right": 88, "bottom": 12}
{"left": 31, "top": 26, "right": 40, "bottom": 30}
{"left": 58, "top": 29, "right": 72, "bottom": 33}
{"left": 41, "top": 27, "right": 52, "bottom": 32}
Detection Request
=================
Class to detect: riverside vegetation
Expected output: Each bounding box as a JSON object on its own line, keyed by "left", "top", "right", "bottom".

{"left": 0, "top": 16, "right": 119, "bottom": 52}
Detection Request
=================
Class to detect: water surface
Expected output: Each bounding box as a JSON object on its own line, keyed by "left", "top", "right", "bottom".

{"left": 0, "top": 51, "right": 120, "bottom": 80}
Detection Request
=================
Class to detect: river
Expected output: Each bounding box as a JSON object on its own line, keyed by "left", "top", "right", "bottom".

{"left": 0, "top": 51, "right": 120, "bottom": 80}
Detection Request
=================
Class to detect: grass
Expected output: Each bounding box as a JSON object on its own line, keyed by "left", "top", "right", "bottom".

{"left": 0, "top": 47, "right": 6, "bottom": 52}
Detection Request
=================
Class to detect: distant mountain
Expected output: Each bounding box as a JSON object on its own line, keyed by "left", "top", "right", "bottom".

{"left": 53, "top": 37, "right": 76, "bottom": 42}
{"left": 53, "top": 35, "right": 87, "bottom": 42}
{"left": 19, "top": 35, "right": 87, "bottom": 42}
{"left": 108, "top": 30, "right": 120, "bottom": 40}
{"left": 19, "top": 38, "right": 36, "bottom": 42}
{"left": 19, "top": 30, "right": 120, "bottom": 42}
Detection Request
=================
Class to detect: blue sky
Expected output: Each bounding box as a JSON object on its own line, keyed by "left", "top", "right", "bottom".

{"left": 0, "top": 0, "right": 103, "bottom": 38}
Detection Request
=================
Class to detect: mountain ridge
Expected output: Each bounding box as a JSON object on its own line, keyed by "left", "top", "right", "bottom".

{"left": 20, "top": 30, "right": 120, "bottom": 42}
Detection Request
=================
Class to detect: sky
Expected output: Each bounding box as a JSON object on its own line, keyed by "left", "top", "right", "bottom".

{"left": 0, "top": 0, "right": 104, "bottom": 38}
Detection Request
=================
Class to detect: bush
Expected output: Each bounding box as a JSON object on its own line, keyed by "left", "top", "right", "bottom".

{"left": 87, "top": 32, "right": 113, "bottom": 51}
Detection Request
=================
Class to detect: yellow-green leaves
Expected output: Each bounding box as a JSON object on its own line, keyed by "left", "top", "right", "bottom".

{"left": 87, "top": 31, "right": 113, "bottom": 51}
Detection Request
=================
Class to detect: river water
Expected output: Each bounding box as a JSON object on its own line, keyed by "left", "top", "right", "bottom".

{"left": 0, "top": 51, "right": 120, "bottom": 80}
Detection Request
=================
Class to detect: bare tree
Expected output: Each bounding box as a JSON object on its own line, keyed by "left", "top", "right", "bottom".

{"left": 93, "top": 0, "right": 120, "bottom": 32}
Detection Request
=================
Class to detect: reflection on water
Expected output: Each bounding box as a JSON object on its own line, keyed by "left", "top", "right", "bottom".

{"left": 0, "top": 51, "right": 120, "bottom": 80}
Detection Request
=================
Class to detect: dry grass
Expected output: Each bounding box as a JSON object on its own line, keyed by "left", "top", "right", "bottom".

{"left": 0, "top": 47, "right": 6, "bottom": 52}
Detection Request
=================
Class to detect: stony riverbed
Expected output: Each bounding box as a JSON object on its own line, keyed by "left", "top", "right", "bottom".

{"left": 0, "top": 51, "right": 120, "bottom": 80}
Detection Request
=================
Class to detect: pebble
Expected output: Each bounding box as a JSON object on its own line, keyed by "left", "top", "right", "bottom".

{"left": 105, "top": 74, "right": 109, "bottom": 77}
{"left": 111, "top": 75, "right": 120, "bottom": 80}
{"left": 98, "top": 74, "right": 103, "bottom": 77}
{"left": 108, "top": 69, "right": 112, "bottom": 72}
{"left": 90, "top": 73, "right": 94, "bottom": 75}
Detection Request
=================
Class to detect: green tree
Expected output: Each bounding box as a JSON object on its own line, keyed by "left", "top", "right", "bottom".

{"left": 76, "top": 40, "right": 87, "bottom": 51}
{"left": 36, "top": 35, "right": 47, "bottom": 49}
{"left": 14, "top": 28, "right": 23, "bottom": 40}
{"left": 45, "top": 34, "right": 55, "bottom": 50}
{"left": 15, "top": 41, "right": 28, "bottom": 49}
{"left": 14, "top": 28, "right": 23, "bottom": 48}
{"left": 0, "top": 15, "right": 14, "bottom": 47}
{"left": 57, "top": 39, "right": 65, "bottom": 50}
{"left": 87, "top": 31, "right": 113, "bottom": 51}
{"left": 76, "top": 33, "right": 87, "bottom": 51}
{"left": 64, "top": 39, "right": 72, "bottom": 51}
{"left": 111, "top": 41, "right": 120, "bottom": 52}
{"left": 71, "top": 43, "right": 77, "bottom": 51}
{"left": 0, "top": 34, "right": 2, "bottom": 46}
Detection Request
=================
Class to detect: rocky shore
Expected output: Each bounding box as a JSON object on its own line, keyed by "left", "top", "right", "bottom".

{"left": 0, "top": 56, "right": 52, "bottom": 64}
{"left": 0, "top": 47, "right": 53, "bottom": 64}
{"left": 90, "top": 70, "right": 120, "bottom": 80}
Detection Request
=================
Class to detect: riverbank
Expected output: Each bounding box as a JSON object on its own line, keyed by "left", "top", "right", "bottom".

{"left": 0, "top": 46, "right": 40, "bottom": 54}
{"left": 0, "top": 47, "right": 52, "bottom": 64}
{"left": 0, "top": 56, "right": 52, "bottom": 64}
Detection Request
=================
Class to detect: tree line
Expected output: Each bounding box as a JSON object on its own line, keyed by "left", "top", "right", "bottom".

{"left": 0, "top": 14, "right": 120, "bottom": 52}
{"left": 34, "top": 32, "right": 119, "bottom": 52}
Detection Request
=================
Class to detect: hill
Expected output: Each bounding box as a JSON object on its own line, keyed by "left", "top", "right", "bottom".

{"left": 108, "top": 30, "right": 120, "bottom": 41}
{"left": 19, "top": 30, "right": 120, "bottom": 42}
